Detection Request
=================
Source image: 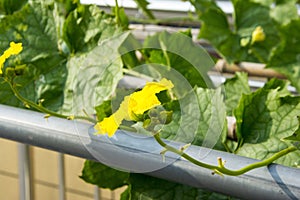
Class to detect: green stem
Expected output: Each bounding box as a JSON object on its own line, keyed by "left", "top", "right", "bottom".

{"left": 122, "top": 68, "right": 154, "bottom": 81}
{"left": 129, "top": 16, "right": 199, "bottom": 26}
{"left": 153, "top": 133, "right": 297, "bottom": 176}
{"left": 114, "top": 0, "right": 120, "bottom": 26}
{"left": 8, "top": 80, "right": 96, "bottom": 123}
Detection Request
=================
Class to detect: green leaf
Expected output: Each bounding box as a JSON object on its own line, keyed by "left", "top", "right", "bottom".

{"left": 234, "top": 80, "right": 300, "bottom": 166}
{"left": 55, "top": 0, "right": 79, "bottom": 16}
{"left": 0, "top": 0, "right": 27, "bottom": 15}
{"left": 0, "top": 1, "right": 123, "bottom": 113}
{"left": 80, "top": 160, "right": 129, "bottom": 190}
{"left": 191, "top": 0, "right": 284, "bottom": 63}
{"left": 223, "top": 72, "right": 251, "bottom": 116}
{"left": 232, "top": 0, "right": 280, "bottom": 63}
{"left": 262, "top": 78, "right": 291, "bottom": 97}
{"left": 121, "top": 174, "right": 232, "bottom": 200}
{"left": 188, "top": 0, "right": 220, "bottom": 15}
{"left": 267, "top": 19, "right": 300, "bottom": 93}
{"left": 143, "top": 31, "right": 214, "bottom": 88}
{"left": 196, "top": 4, "right": 239, "bottom": 63}
{"left": 270, "top": 0, "right": 298, "bottom": 25}
{"left": 193, "top": 87, "right": 227, "bottom": 150}
{"left": 190, "top": 0, "right": 300, "bottom": 93}
{"left": 62, "top": 4, "right": 121, "bottom": 54}
{"left": 284, "top": 117, "right": 300, "bottom": 150}
{"left": 61, "top": 32, "right": 132, "bottom": 115}
{"left": 95, "top": 100, "right": 112, "bottom": 121}
{"left": 284, "top": 117, "right": 300, "bottom": 141}
{"left": 161, "top": 87, "right": 227, "bottom": 151}
{"left": 133, "top": 0, "right": 155, "bottom": 19}
{"left": 0, "top": 1, "right": 67, "bottom": 111}
{"left": 118, "top": 32, "right": 142, "bottom": 69}
{"left": 236, "top": 137, "right": 300, "bottom": 167}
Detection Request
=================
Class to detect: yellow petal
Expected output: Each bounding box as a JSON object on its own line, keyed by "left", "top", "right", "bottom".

{"left": 9, "top": 42, "right": 23, "bottom": 55}
{"left": 251, "top": 26, "right": 265, "bottom": 44}
{"left": 143, "top": 78, "right": 174, "bottom": 94}
{"left": 128, "top": 78, "right": 174, "bottom": 117}
{"left": 94, "top": 78, "right": 174, "bottom": 137}
{"left": 94, "top": 113, "right": 122, "bottom": 137}
{"left": 129, "top": 92, "right": 161, "bottom": 116}
{"left": 119, "top": 95, "right": 131, "bottom": 120}
{"left": 0, "top": 42, "right": 23, "bottom": 75}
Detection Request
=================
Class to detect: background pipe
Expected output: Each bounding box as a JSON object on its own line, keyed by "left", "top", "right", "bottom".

{"left": 0, "top": 104, "right": 299, "bottom": 200}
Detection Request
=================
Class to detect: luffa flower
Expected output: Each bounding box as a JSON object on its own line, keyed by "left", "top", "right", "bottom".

{"left": 251, "top": 26, "right": 265, "bottom": 44}
{"left": 0, "top": 42, "right": 23, "bottom": 75}
{"left": 94, "top": 78, "right": 174, "bottom": 137}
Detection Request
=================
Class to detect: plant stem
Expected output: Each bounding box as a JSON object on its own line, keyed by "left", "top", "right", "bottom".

{"left": 122, "top": 68, "right": 154, "bottom": 81}
{"left": 8, "top": 80, "right": 97, "bottom": 123}
{"left": 114, "top": 0, "right": 120, "bottom": 26}
{"left": 153, "top": 132, "right": 297, "bottom": 176}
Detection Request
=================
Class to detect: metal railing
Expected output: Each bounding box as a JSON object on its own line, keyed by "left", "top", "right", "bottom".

{"left": 0, "top": 104, "right": 300, "bottom": 200}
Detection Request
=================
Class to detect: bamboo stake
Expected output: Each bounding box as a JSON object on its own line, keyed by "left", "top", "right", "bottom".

{"left": 215, "top": 59, "right": 285, "bottom": 79}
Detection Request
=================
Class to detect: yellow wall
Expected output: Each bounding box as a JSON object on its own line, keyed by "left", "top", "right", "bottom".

{"left": 0, "top": 138, "right": 125, "bottom": 200}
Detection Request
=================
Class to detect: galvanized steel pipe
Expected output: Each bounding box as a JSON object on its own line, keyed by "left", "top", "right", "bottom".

{"left": 0, "top": 104, "right": 299, "bottom": 200}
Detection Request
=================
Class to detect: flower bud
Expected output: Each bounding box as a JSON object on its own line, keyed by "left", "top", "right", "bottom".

{"left": 251, "top": 26, "right": 266, "bottom": 44}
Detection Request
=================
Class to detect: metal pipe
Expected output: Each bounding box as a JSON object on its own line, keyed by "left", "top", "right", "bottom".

{"left": 1, "top": 104, "right": 299, "bottom": 200}
{"left": 93, "top": 186, "right": 100, "bottom": 200}
{"left": 58, "top": 153, "right": 66, "bottom": 200}
{"left": 17, "top": 144, "right": 33, "bottom": 200}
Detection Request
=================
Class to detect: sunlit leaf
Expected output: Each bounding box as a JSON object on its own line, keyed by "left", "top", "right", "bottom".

{"left": 234, "top": 79, "right": 300, "bottom": 166}
{"left": 223, "top": 72, "right": 251, "bottom": 116}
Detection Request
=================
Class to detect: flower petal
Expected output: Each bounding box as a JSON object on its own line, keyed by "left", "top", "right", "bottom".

{"left": 95, "top": 113, "right": 122, "bottom": 137}
{"left": 94, "top": 78, "right": 174, "bottom": 137}
{"left": 0, "top": 42, "right": 23, "bottom": 75}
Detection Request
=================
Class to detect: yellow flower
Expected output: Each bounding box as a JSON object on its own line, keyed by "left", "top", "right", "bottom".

{"left": 128, "top": 78, "right": 173, "bottom": 119}
{"left": 94, "top": 113, "right": 122, "bottom": 137}
{"left": 251, "top": 26, "right": 266, "bottom": 44}
{"left": 94, "top": 78, "right": 174, "bottom": 137}
{"left": 0, "top": 42, "right": 23, "bottom": 75}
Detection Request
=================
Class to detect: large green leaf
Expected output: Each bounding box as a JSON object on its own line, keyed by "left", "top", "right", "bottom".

{"left": 284, "top": 117, "right": 300, "bottom": 141}
{"left": 193, "top": 87, "right": 227, "bottom": 150}
{"left": 270, "top": 0, "right": 298, "bottom": 25}
{"left": 189, "top": 0, "right": 300, "bottom": 92}
{"left": 62, "top": 4, "right": 121, "bottom": 54}
{"left": 283, "top": 105, "right": 300, "bottom": 156}
{"left": 232, "top": 0, "right": 280, "bottom": 63}
{"left": 190, "top": 0, "right": 299, "bottom": 64}
{"left": 0, "top": 1, "right": 67, "bottom": 111}
{"left": 267, "top": 19, "right": 300, "bottom": 93}
{"left": 121, "top": 174, "right": 233, "bottom": 200}
{"left": 142, "top": 31, "right": 214, "bottom": 88}
{"left": 80, "top": 160, "right": 129, "bottom": 190}
{"left": 161, "top": 87, "right": 227, "bottom": 151}
{"left": 191, "top": 0, "right": 239, "bottom": 63}
{"left": 223, "top": 72, "right": 251, "bottom": 116}
{"left": 81, "top": 163, "right": 234, "bottom": 199}
{"left": 0, "top": 0, "right": 126, "bottom": 113}
{"left": 234, "top": 80, "right": 300, "bottom": 166}
{"left": 61, "top": 32, "right": 132, "bottom": 115}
